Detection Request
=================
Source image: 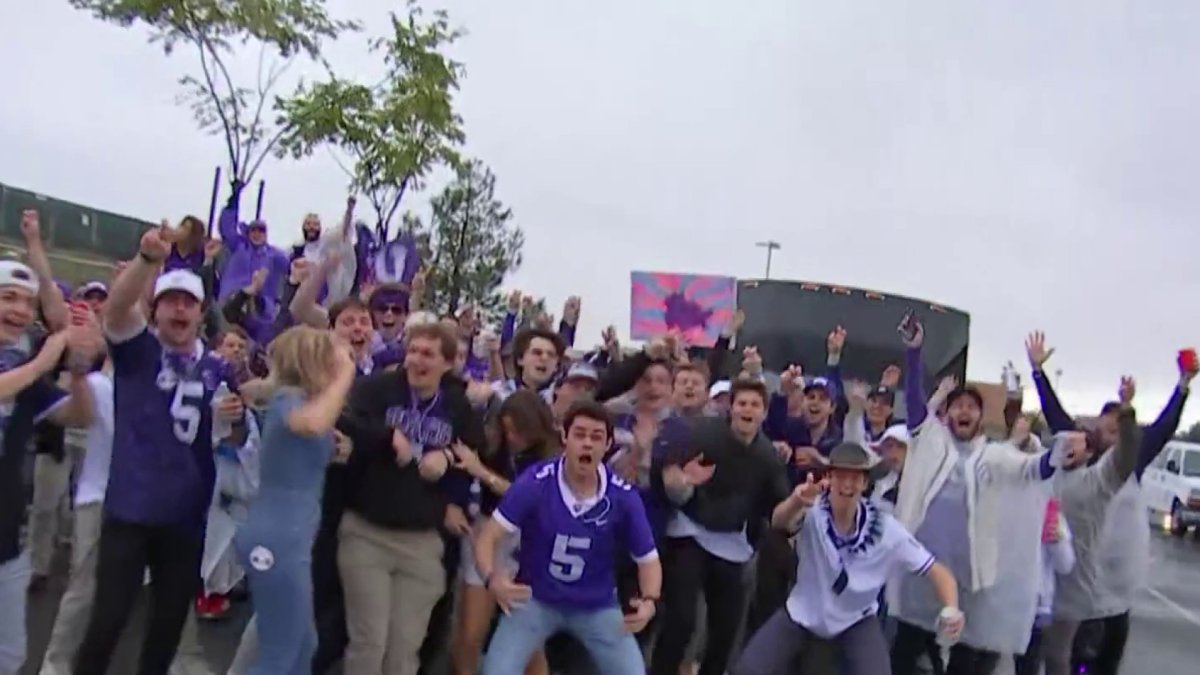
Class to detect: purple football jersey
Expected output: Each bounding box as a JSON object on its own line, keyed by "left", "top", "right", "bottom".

{"left": 107, "top": 328, "right": 236, "bottom": 527}
{"left": 495, "top": 458, "right": 658, "bottom": 611}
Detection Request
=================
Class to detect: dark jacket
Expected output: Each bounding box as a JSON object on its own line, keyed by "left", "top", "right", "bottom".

{"left": 340, "top": 371, "right": 485, "bottom": 531}
{"left": 651, "top": 416, "right": 790, "bottom": 540}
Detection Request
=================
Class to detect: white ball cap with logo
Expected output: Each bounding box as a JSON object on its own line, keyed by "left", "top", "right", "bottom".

{"left": 0, "top": 260, "right": 40, "bottom": 294}
{"left": 153, "top": 270, "right": 205, "bottom": 303}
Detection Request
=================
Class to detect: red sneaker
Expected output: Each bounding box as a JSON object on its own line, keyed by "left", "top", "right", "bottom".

{"left": 197, "top": 593, "right": 231, "bottom": 620}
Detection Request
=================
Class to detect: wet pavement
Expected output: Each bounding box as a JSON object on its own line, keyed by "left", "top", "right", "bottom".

{"left": 21, "top": 530, "right": 1200, "bottom": 674}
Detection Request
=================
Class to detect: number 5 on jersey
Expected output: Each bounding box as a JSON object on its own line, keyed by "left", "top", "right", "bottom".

{"left": 170, "top": 381, "right": 205, "bottom": 444}
{"left": 549, "top": 534, "right": 591, "bottom": 583}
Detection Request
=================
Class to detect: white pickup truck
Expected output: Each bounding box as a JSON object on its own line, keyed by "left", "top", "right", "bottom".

{"left": 1142, "top": 440, "right": 1200, "bottom": 536}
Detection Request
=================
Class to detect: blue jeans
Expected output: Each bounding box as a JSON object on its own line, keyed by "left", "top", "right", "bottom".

{"left": 0, "top": 554, "right": 30, "bottom": 675}
{"left": 482, "top": 598, "right": 645, "bottom": 675}
{"left": 236, "top": 528, "right": 315, "bottom": 675}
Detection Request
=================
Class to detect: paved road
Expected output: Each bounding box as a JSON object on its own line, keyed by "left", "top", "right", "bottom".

{"left": 22, "top": 531, "right": 1200, "bottom": 675}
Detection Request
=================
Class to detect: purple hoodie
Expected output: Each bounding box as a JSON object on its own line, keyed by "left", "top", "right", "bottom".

{"left": 217, "top": 204, "right": 289, "bottom": 315}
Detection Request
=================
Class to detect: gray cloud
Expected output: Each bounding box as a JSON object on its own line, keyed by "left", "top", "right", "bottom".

{"left": 3, "top": 0, "right": 1198, "bottom": 425}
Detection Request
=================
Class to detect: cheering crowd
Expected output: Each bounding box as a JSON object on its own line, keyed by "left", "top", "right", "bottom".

{"left": 0, "top": 201, "right": 1192, "bottom": 675}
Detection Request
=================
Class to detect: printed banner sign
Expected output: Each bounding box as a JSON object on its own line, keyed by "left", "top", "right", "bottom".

{"left": 630, "top": 271, "right": 736, "bottom": 346}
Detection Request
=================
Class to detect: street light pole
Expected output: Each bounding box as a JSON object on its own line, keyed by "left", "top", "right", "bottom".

{"left": 755, "top": 240, "right": 781, "bottom": 279}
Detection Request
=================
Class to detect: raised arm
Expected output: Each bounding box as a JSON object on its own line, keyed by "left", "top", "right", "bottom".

{"left": 903, "top": 325, "right": 928, "bottom": 430}
{"left": 106, "top": 228, "right": 170, "bottom": 337}
{"left": 1136, "top": 363, "right": 1194, "bottom": 477}
{"left": 842, "top": 380, "right": 869, "bottom": 447}
{"left": 1100, "top": 377, "right": 1142, "bottom": 491}
{"left": 20, "top": 210, "right": 68, "bottom": 332}
{"left": 1025, "top": 332, "right": 1075, "bottom": 433}
{"left": 289, "top": 258, "right": 333, "bottom": 329}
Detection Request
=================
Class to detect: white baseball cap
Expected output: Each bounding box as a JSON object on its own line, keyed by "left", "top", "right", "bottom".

{"left": 874, "top": 423, "right": 911, "bottom": 447}
{"left": 565, "top": 362, "right": 599, "bottom": 383}
{"left": 153, "top": 270, "right": 205, "bottom": 302}
{"left": 75, "top": 281, "right": 108, "bottom": 298}
{"left": 709, "top": 380, "right": 732, "bottom": 399}
{"left": 0, "top": 261, "right": 40, "bottom": 294}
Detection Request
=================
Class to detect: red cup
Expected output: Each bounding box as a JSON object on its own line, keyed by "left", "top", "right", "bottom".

{"left": 1178, "top": 348, "right": 1198, "bottom": 374}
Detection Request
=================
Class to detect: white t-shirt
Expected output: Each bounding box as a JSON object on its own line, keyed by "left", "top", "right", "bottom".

{"left": 786, "top": 496, "right": 935, "bottom": 638}
{"left": 73, "top": 372, "right": 115, "bottom": 507}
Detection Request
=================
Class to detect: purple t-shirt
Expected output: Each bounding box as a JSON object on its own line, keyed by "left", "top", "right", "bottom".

{"left": 107, "top": 327, "right": 236, "bottom": 527}
{"left": 495, "top": 458, "right": 658, "bottom": 611}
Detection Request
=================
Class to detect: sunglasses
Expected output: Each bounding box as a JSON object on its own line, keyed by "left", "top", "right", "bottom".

{"left": 373, "top": 304, "right": 405, "bottom": 315}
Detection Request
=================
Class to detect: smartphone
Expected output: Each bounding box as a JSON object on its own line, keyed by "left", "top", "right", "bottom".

{"left": 897, "top": 310, "right": 920, "bottom": 342}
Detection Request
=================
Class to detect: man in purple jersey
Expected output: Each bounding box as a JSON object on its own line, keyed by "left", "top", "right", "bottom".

{"left": 475, "top": 400, "right": 662, "bottom": 675}
{"left": 74, "top": 227, "right": 245, "bottom": 675}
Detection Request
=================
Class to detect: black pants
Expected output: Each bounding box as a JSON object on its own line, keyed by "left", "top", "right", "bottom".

{"left": 74, "top": 516, "right": 204, "bottom": 675}
{"left": 891, "top": 620, "right": 1001, "bottom": 675}
{"left": 1013, "top": 626, "right": 1043, "bottom": 675}
{"left": 1073, "top": 612, "right": 1130, "bottom": 675}
{"left": 311, "top": 510, "right": 347, "bottom": 674}
{"left": 418, "top": 528, "right": 461, "bottom": 674}
{"left": 747, "top": 528, "right": 797, "bottom": 636}
{"left": 649, "top": 537, "right": 751, "bottom": 675}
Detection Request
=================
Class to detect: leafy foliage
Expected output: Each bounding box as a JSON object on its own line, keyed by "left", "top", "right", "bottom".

{"left": 409, "top": 160, "right": 523, "bottom": 323}
{"left": 279, "top": 0, "right": 465, "bottom": 240}
{"left": 69, "top": 0, "right": 359, "bottom": 190}
{"left": 1178, "top": 421, "right": 1200, "bottom": 443}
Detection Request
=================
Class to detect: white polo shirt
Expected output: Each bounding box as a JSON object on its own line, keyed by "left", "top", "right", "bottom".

{"left": 786, "top": 496, "right": 935, "bottom": 638}
{"left": 73, "top": 373, "right": 115, "bottom": 507}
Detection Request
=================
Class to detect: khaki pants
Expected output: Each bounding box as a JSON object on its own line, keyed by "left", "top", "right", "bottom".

{"left": 39, "top": 502, "right": 103, "bottom": 675}
{"left": 29, "top": 447, "right": 82, "bottom": 577}
{"left": 338, "top": 512, "right": 445, "bottom": 675}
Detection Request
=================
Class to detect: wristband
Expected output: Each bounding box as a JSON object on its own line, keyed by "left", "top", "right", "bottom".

{"left": 138, "top": 251, "right": 164, "bottom": 265}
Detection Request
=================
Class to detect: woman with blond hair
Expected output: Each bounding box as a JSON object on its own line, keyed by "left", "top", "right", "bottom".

{"left": 234, "top": 326, "right": 355, "bottom": 675}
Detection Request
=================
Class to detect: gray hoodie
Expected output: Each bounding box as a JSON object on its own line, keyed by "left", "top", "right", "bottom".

{"left": 1051, "top": 409, "right": 1141, "bottom": 621}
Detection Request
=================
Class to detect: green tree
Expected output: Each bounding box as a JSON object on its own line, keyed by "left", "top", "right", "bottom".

{"left": 279, "top": 0, "right": 465, "bottom": 241}
{"left": 410, "top": 160, "right": 523, "bottom": 322}
{"left": 1179, "top": 421, "right": 1200, "bottom": 443}
{"left": 69, "top": 0, "right": 358, "bottom": 197}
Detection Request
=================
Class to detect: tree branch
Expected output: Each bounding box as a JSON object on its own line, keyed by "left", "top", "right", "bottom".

{"left": 244, "top": 122, "right": 291, "bottom": 184}
{"left": 381, "top": 174, "right": 412, "bottom": 240}
{"left": 194, "top": 37, "right": 239, "bottom": 178}
{"left": 198, "top": 34, "right": 244, "bottom": 177}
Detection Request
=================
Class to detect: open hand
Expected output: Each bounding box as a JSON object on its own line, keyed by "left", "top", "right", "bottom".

{"left": 846, "top": 380, "right": 870, "bottom": 409}
{"left": 1025, "top": 331, "right": 1054, "bottom": 369}
{"left": 489, "top": 573, "right": 532, "bottom": 615}
{"left": 1118, "top": 376, "right": 1136, "bottom": 407}
{"left": 879, "top": 364, "right": 902, "bottom": 389}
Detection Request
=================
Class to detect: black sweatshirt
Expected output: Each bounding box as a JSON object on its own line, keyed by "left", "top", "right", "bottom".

{"left": 339, "top": 371, "right": 485, "bottom": 531}
{"left": 651, "top": 416, "right": 790, "bottom": 538}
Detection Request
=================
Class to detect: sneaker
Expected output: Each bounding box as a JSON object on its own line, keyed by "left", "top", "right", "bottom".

{"left": 196, "top": 593, "right": 231, "bottom": 620}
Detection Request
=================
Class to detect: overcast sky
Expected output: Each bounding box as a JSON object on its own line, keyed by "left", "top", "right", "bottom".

{"left": 3, "top": 1, "right": 1199, "bottom": 426}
